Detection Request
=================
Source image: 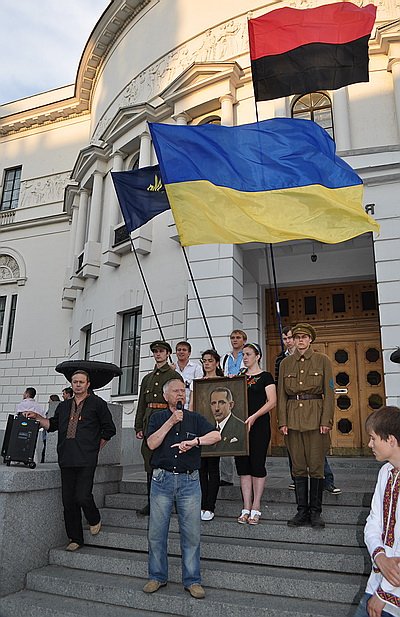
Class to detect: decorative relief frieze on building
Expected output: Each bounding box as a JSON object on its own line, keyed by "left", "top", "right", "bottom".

{"left": 20, "top": 172, "right": 70, "bottom": 207}
{"left": 286, "top": 0, "right": 400, "bottom": 18}
{"left": 91, "top": 0, "right": 400, "bottom": 145}
{"left": 91, "top": 16, "right": 249, "bottom": 143}
{"left": 368, "top": 0, "right": 400, "bottom": 18}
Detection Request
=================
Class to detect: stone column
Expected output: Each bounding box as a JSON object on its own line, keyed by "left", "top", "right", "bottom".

{"left": 110, "top": 150, "right": 124, "bottom": 228}
{"left": 68, "top": 202, "right": 79, "bottom": 271}
{"left": 274, "top": 98, "right": 288, "bottom": 118}
{"left": 74, "top": 189, "right": 89, "bottom": 260}
{"left": 219, "top": 94, "right": 234, "bottom": 126}
{"left": 87, "top": 170, "right": 104, "bottom": 243}
{"left": 174, "top": 112, "right": 190, "bottom": 126}
{"left": 388, "top": 57, "right": 400, "bottom": 138}
{"left": 138, "top": 131, "right": 152, "bottom": 169}
{"left": 332, "top": 87, "right": 351, "bottom": 151}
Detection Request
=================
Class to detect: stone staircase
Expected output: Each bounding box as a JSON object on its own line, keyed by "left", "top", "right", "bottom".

{"left": 0, "top": 458, "right": 380, "bottom": 617}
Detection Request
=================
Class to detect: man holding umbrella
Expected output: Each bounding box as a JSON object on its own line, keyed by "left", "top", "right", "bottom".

{"left": 26, "top": 368, "right": 116, "bottom": 551}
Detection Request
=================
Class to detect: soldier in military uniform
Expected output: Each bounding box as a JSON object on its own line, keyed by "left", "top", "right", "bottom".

{"left": 135, "top": 340, "right": 183, "bottom": 515}
{"left": 277, "top": 324, "right": 334, "bottom": 528}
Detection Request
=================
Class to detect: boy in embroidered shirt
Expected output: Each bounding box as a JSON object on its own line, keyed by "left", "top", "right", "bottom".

{"left": 354, "top": 406, "right": 400, "bottom": 617}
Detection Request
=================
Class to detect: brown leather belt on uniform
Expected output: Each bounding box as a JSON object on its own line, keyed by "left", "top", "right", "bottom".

{"left": 287, "top": 394, "right": 323, "bottom": 401}
{"left": 148, "top": 403, "right": 168, "bottom": 409}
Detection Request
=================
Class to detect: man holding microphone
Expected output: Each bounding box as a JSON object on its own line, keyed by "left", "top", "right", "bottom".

{"left": 143, "top": 378, "right": 220, "bottom": 599}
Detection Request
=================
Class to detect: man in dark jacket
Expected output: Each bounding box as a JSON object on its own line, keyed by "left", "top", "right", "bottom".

{"left": 26, "top": 370, "right": 116, "bottom": 551}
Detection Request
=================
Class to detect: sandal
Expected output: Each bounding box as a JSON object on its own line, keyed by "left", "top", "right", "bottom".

{"left": 237, "top": 509, "right": 250, "bottom": 524}
{"left": 248, "top": 510, "right": 261, "bottom": 525}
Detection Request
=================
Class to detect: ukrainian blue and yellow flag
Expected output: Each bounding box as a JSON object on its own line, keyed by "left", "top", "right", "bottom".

{"left": 149, "top": 118, "right": 379, "bottom": 246}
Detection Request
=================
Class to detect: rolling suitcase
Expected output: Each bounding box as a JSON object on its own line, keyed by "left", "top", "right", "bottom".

{"left": 1, "top": 414, "right": 40, "bottom": 468}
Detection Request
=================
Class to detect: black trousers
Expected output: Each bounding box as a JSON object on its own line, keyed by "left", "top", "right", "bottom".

{"left": 60, "top": 466, "right": 100, "bottom": 545}
{"left": 200, "top": 456, "right": 220, "bottom": 512}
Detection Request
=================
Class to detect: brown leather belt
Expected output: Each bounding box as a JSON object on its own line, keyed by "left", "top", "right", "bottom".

{"left": 287, "top": 394, "right": 323, "bottom": 401}
{"left": 148, "top": 403, "right": 168, "bottom": 409}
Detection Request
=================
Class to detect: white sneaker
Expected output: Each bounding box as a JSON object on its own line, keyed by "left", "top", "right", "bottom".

{"left": 201, "top": 510, "right": 215, "bottom": 521}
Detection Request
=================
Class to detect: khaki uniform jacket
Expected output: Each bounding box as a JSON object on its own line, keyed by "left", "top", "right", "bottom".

{"left": 135, "top": 363, "right": 182, "bottom": 433}
{"left": 135, "top": 363, "right": 182, "bottom": 472}
{"left": 277, "top": 348, "right": 334, "bottom": 432}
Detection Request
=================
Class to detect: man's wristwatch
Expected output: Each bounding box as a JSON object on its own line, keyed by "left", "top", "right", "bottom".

{"left": 196, "top": 437, "right": 201, "bottom": 447}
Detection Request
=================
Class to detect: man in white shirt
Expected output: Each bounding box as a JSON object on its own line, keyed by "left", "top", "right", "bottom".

{"left": 222, "top": 330, "right": 247, "bottom": 377}
{"left": 15, "top": 387, "right": 45, "bottom": 417}
{"left": 173, "top": 341, "right": 203, "bottom": 409}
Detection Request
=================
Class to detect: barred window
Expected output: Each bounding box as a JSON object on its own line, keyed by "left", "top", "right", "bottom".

{"left": 0, "top": 294, "right": 18, "bottom": 352}
{"left": 119, "top": 309, "right": 142, "bottom": 395}
{"left": 84, "top": 325, "right": 91, "bottom": 361}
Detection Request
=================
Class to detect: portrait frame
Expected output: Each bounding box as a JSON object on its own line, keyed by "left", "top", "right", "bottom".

{"left": 193, "top": 375, "right": 249, "bottom": 457}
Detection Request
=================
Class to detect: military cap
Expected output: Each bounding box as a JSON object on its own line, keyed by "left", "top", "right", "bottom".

{"left": 292, "top": 323, "right": 317, "bottom": 342}
{"left": 150, "top": 340, "right": 172, "bottom": 354}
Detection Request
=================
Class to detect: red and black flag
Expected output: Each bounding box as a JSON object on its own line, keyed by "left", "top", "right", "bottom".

{"left": 248, "top": 2, "right": 377, "bottom": 102}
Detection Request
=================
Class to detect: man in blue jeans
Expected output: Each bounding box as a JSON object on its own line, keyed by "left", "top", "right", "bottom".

{"left": 144, "top": 379, "right": 220, "bottom": 599}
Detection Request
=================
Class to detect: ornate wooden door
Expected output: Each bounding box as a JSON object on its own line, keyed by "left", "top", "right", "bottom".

{"left": 266, "top": 282, "right": 385, "bottom": 455}
{"left": 325, "top": 341, "right": 361, "bottom": 452}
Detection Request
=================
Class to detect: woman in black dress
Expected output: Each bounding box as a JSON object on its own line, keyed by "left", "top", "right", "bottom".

{"left": 190, "top": 349, "right": 224, "bottom": 521}
{"left": 235, "top": 343, "right": 276, "bottom": 525}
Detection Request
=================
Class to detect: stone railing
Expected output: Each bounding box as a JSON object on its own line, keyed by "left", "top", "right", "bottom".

{"left": 0, "top": 210, "right": 16, "bottom": 226}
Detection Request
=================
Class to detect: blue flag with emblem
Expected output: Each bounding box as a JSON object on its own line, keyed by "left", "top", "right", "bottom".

{"left": 111, "top": 165, "right": 170, "bottom": 233}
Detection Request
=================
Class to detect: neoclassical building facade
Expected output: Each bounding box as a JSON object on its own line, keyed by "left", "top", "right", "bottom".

{"left": 1, "top": 0, "right": 400, "bottom": 457}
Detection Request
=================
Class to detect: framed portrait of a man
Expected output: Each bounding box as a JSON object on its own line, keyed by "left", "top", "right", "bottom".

{"left": 192, "top": 376, "right": 248, "bottom": 457}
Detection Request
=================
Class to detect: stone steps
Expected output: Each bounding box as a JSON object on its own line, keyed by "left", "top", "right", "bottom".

{"left": 118, "top": 480, "right": 375, "bottom": 507}
{"left": 102, "top": 508, "right": 364, "bottom": 546}
{"left": 70, "top": 529, "right": 368, "bottom": 575}
{"left": 0, "top": 458, "right": 378, "bottom": 616}
{"left": 0, "top": 589, "right": 166, "bottom": 617}
{"left": 104, "top": 495, "right": 369, "bottom": 525}
{"left": 2, "top": 563, "right": 364, "bottom": 617}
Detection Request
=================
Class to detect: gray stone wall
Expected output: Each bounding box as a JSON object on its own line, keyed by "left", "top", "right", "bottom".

{"left": 0, "top": 402, "right": 123, "bottom": 597}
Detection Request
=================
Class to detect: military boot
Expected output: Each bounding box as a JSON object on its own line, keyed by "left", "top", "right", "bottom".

{"left": 309, "top": 477, "right": 325, "bottom": 528}
{"left": 287, "top": 477, "right": 310, "bottom": 527}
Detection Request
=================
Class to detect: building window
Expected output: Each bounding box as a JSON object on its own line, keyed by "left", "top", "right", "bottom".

{"left": 83, "top": 325, "right": 91, "bottom": 361}
{"left": 198, "top": 116, "right": 221, "bottom": 125}
{"left": 292, "top": 93, "right": 334, "bottom": 139}
{"left": 1, "top": 167, "right": 22, "bottom": 211}
{"left": 131, "top": 156, "right": 139, "bottom": 170}
{"left": 0, "top": 255, "right": 20, "bottom": 281}
{"left": 119, "top": 309, "right": 142, "bottom": 395}
{"left": 0, "top": 294, "right": 17, "bottom": 352}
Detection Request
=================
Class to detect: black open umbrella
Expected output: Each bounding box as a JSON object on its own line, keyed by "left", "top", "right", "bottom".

{"left": 390, "top": 349, "right": 400, "bottom": 364}
{"left": 55, "top": 360, "right": 122, "bottom": 390}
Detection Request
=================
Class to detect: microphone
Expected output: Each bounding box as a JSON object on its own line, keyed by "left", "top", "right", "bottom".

{"left": 176, "top": 400, "right": 183, "bottom": 436}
